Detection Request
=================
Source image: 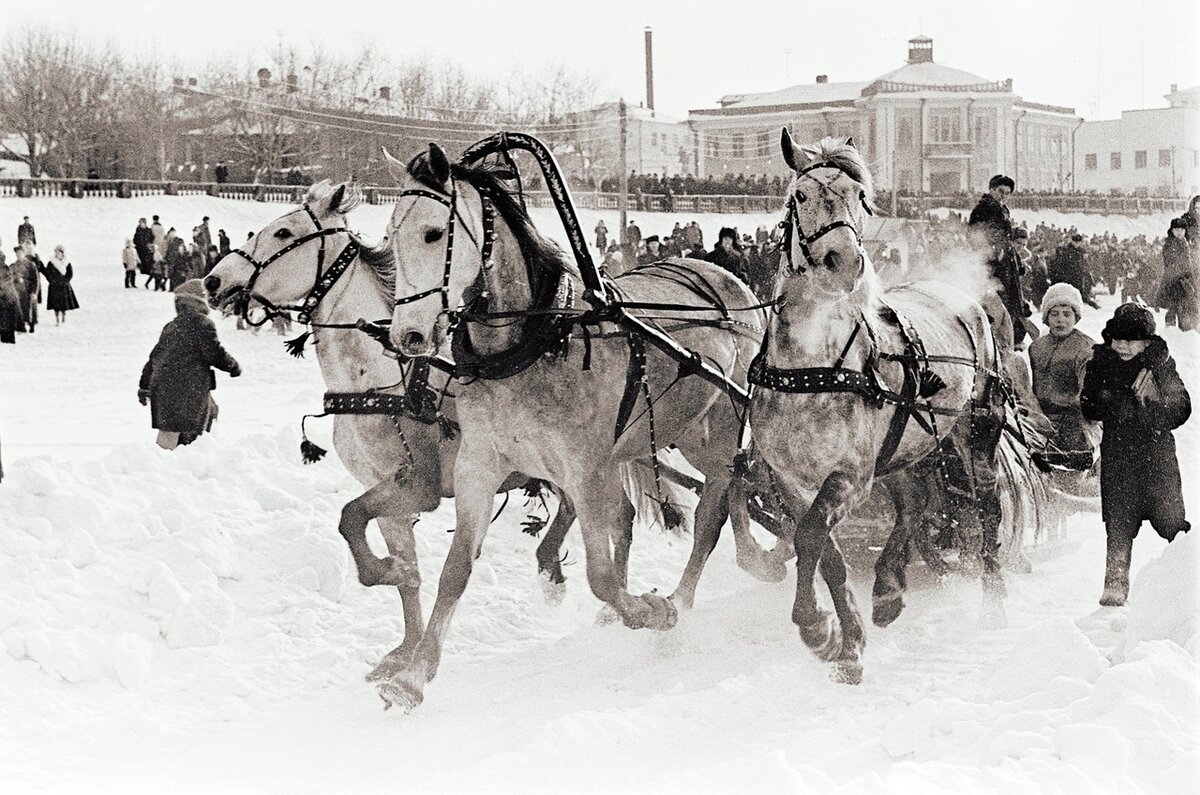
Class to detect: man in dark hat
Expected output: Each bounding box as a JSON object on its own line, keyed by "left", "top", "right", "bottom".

{"left": 637, "top": 235, "right": 662, "bottom": 266}
{"left": 968, "top": 174, "right": 1028, "bottom": 346}
{"left": 17, "top": 216, "right": 36, "bottom": 247}
{"left": 195, "top": 216, "right": 213, "bottom": 269}
{"left": 705, "top": 227, "right": 749, "bottom": 283}
{"left": 1049, "top": 233, "right": 1098, "bottom": 308}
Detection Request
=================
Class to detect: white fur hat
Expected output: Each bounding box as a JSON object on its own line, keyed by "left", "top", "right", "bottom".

{"left": 1041, "top": 282, "right": 1084, "bottom": 323}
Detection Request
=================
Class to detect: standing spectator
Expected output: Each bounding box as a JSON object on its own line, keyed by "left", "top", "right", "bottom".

{"left": 1182, "top": 194, "right": 1200, "bottom": 261}
{"left": 195, "top": 217, "right": 213, "bottom": 269}
{"left": 122, "top": 239, "right": 139, "bottom": 288}
{"left": 705, "top": 227, "right": 749, "bottom": 283}
{"left": 17, "top": 216, "right": 36, "bottom": 247}
{"left": 214, "top": 162, "right": 229, "bottom": 184}
{"left": 637, "top": 235, "right": 662, "bottom": 266}
{"left": 166, "top": 237, "right": 189, "bottom": 290}
{"left": 1159, "top": 217, "right": 1197, "bottom": 331}
{"left": 1029, "top": 283, "right": 1096, "bottom": 470}
{"left": 594, "top": 220, "right": 608, "bottom": 251}
{"left": 1048, "top": 234, "right": 1097, "bottom": 307}
{"left": 968, "top": 174, "right": 1028, "bottom": 346}
{"left": 134, "top": 218, "right": 156, "bottom": 286}
{"left": 623, "top": 219, "right": 642, "bottom": 252}
{"left": 151, "top": 215, "right": 166, "bottom": 255}
{"left": 685, "top": 221, "right": 704, "bottom": 250}
{"left": 41, "top": 245, "right": 79, "bottom": 325}
{"left": 1080, "top": 303, "right": 1191, "bottom": 607}
{"left": 0, "top": 248, "right": 22, "bottom": 343}
{"left": 10, "top": 245, "right": 40, "bottom": 334}
{"left": 217, "top": 229, "right": 231, "bottom": 258}
{"left": 188, "top": 243, "right": 206, "bottom": 281}
{"left": 138, "top": 279, "right": 241, "bottom": 450}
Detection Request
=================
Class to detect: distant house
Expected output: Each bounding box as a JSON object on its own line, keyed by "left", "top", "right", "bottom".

{"left": 688, "top": 36, "right": 1081, "bottom": 194}
{"left": 1075, "top": 84, "right": 1200, "bottom": 198}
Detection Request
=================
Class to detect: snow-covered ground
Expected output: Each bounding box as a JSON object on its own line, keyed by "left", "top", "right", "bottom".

{"left": 0, "top": 195, "right": 1197, "bottom": 794}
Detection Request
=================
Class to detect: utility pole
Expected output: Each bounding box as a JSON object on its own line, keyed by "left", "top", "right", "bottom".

{"left": 619, "top": 99, "right": 628, "bottom": 233}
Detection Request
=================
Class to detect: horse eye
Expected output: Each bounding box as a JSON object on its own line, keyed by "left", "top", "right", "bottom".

{"left": 795, "top": 191, "right": 808, "bottom": 204}
{"left": 274, "top": 228, "right": 293, "bottom": 239}
{"left": 424, "top": 228, "right": 444, "bottom": 244}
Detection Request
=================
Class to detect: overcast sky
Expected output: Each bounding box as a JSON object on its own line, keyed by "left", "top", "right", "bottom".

{"left": 16, "top": 0, "right": 1200, "bottom": 121}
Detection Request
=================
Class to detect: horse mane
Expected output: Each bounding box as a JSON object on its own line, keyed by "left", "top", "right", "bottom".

{"left": 407, "top": 151, "right": 579, "bottom": 283}
{"left": 302, "top": 179, "right": 395, "bottom": 296}
{"left": 351, "top": 233, "right": 396, "bottom": 296}
{"left": 800, "top": 137, "right": 876, "bottom": 208}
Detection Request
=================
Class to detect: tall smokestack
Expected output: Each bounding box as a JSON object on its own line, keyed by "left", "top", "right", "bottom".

{"left": 644, "top": 27, "right": 655, "bottom": 113}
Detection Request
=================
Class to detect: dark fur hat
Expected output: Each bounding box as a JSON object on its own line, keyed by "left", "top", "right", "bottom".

{"left": 988, "top": 174, "right": 1015, "bottom": 191}
{"left": 1170, "top": 216, "right": 1188, "bottom": 230}
{"left": 1103, "top": 302, "right": 1155, "bottom": 341}
{"left": 718, "top": 227, "right": 737, "bottom": 241}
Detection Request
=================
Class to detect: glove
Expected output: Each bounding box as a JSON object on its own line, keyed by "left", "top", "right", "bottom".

{"left": 137, "top": 389, "right": 150, "bottom": 406}
{"left": 229, "top": 365, "right": 242, "bottom": 378}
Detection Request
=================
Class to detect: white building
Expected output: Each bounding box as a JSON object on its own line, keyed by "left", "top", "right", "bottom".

{"left": 1074, "top": 85, "right": 1200, "bottom": 197}
{"left": 689, "top": 36, "right": 1082, "bottom": 194}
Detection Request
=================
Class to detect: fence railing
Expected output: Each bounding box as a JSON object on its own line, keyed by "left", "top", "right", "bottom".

{"left": 0, "top": 177, "right": 1188, "bottom": 217}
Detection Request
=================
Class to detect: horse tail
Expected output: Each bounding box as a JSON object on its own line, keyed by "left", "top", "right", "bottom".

{"left": 619, "top": 456, "right": 692, "bottom": 534}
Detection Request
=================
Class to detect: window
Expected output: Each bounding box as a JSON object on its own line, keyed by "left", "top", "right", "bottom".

{"left": 706, "top": 138, "right": 719, "bottom": 158}
{"left": 1159, "top": 149, "right": 1172, "bottom": 167}
{"left": 974, "top": 116, "right": 993, "bottom": 145}
{"left": 1085, "top": 153, "right": 1097, "bottom": 170}
{"left": 732, "top": 135, "right": 744, "bottom": 159}
{"left": 1135, "top": 150, "right": 1147, "bottom": 169}
{"left": 1110, "top": 152, "right": 1122, "bottom": 170}
{"left": 650, "top": 131, "right": 658, "bottom": 148}
{"left": 930, "top": 111, "right": 961, "bottom": 142}
{"left": 898, "top": 117, "right": 914, "bottom": 146}
{"left": 757, "top": 132, "right": 771, "bottom": 156}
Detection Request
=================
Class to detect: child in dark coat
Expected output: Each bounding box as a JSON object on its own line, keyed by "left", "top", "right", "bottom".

{"left": 1080, "top": 303, "right": 1191, "bottom": 606}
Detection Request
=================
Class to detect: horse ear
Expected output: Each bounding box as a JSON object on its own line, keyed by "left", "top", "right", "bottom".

{"left": 845, "top": 136, "right": 856, "bottom": 149}
{"left": 382, "top": 147, "right": 405, "bottom": 182}
{"left": 329, "top": 183, "right": 346, "bottom": 215}
{"left": 428, "top": 142, "right": 452, "bottom": 186}
{"left": 781, "top": 128, "right": 799, "bottom": 171}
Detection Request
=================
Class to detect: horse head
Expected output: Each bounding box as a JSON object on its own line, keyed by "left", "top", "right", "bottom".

{"left": 385, "top": 143, "right": 501, "bottom": 358}
{"left": 777, "top": 130, "right": 877, "bottom": 305}
{"left": 205, "top": 180, "right": 361, "bottom": 315}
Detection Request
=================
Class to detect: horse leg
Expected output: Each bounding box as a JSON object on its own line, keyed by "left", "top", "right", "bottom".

{"left": 970, "top": 404, "right": 1009, "bottom": 628}
{"left": 576, "top": 474, "right": 677, "bottom": 631}
{"left": 670, "top": 478, "right": 730, "bottom": 610}
{"left": 366, "top": 514, "right": 425, "bottom": 682}
{"left": 818, "top": 535, "right": 866, "bottom": 684}
{"left": 791, "top": 472, "right": 867, "bottom": 683}
{"left": 338, "top": 478, "right": 428, "bottom": 588}
{"left": 871, "top": 473, "right": 927, "bottom": 627}
{"left": 535, "top": 488, "right": 576, "bottom": 605}
{"left": 729, "top": 470, "right": 792, "bottom": 583}
{"left": 377, "top": 456, "right": 506, "bottom": 712}
{"left": 611, "top": 495, "right": 636, "bottom": 589}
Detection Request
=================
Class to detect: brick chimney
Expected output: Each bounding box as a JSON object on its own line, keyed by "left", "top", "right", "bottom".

{"left": 907, "top": 35, "right": 933, "bottom": 64}
{"left": 816, "top": 75, "right": 828, "bottom": 84}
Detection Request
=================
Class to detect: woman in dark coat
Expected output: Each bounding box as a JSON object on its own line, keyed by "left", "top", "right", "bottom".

{"left": 138, "top": 279, "right": 241, "bottom": 449}
{"left": 1080, "top": 303, "right": 1191, "bottom": 607}
{"left": 0, "top": 253, "right": 23, "bottom": 343}
{"left": 1159, "top": 217, "right": 1197, "bottom": 330}
{"left": 41, "top": 245, "right": 80, "bottom": 325}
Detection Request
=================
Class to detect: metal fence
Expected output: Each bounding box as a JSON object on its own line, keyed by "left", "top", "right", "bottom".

{"left": 0, "top": 177, "right": 1188, "bottom": 217}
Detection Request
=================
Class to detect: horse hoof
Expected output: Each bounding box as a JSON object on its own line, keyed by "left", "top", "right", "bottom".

{"left": 640, "top": 592, "right": 677, "bottom": 630}
{"left": 540, "top": 574, "right": 567, "bottom": 607}
{"left": 378, "top": 678, "right": 424, "bottom": 713}
{"left": 871, "top": 595, "right": 904, "bottom": 628}
{"left": 366, "top": 644, "right": 417, "bottom": 683}
{"left": 797, "top": 612, "right": 840, "bottom": 660}
{"left": 832, "top": 659, "right": 863, "bottom": 685}
{"left": 737, "top": 551, "right": 788, "bottom": 583}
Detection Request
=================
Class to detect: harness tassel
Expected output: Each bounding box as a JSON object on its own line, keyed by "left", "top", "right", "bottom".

{"left": 659, "top": 500, "right": 685, "bottom": 532}
{"left": 438, "top": 415, "right": 460, "bottom": 441}
{"left": 299, "top": 413, "right": 327, "bottom": 464}
{"left": 918, "top": 370, "right": 947, "bottom": 399}
{"left": 284, "top": 330, "right": 312, "bottom": 359}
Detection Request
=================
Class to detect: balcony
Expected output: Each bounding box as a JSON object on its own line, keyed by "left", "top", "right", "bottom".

{"left": 923, "top": 142, "right": 973, "bottom": 159}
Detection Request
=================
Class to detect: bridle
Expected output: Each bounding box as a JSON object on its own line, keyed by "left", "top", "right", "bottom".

{"left": 227, "top": 204, "right": 359, "bottom": 327}
{"left": 778, "top": 161, "right": 873, "bottom": 276}
{"left": 390, "top": 180, "right": 495, "bottom": 330}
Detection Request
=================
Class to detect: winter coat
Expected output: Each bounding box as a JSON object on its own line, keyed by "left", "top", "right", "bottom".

{"left": 1030, "top": 328, "right": 1096, "bottom": 466}
{"left": 705, "top": 245, "right": 750, "bottom": 283}
{"left": 42, "top": 260, "right": 79, "bottom": 312}
{"left": 1080, "top": 338, "right": 1191, "bottom": 526}
{"left": 1048, "top": 244, "right": 1093, "bottom": 301}
{"left": 0, "top": 258, "right": 22, "bottom": 342}
{"left": 1158, "top": 236, "right": 1197, "bottom": 325}
{"left": 10, "top": 255, "right": 40, "bottom": 328}
{"left": 122, "top": 244, "right": 140, "bottom": 272}
{"left": 152, "top": 222, "right": 166, "bottom": 251}
{"left": 134, "top": 226, "right": 156, "bottom": 270}
{"left": 967, "top": 194, "right": 1013, "bottom": 258}
{"left": 17, "top": 222, "right": 36, "bottom": 246}
{"left": 139, "top": 305, "right": 240, "bottom": 435}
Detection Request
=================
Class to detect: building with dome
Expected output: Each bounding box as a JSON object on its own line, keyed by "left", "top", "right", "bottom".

{"left": 688, "top": 36, "right": 1082, "bottom": 194}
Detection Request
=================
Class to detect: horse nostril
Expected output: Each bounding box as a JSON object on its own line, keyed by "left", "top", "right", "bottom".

{"left": 402, "top": 331, "right": 426, "bottom": 351}
{"left": 203, "top": 275, "right": 221, "bottom": 295}
{"left": 823, "top": 250, "right": 841, "bottom": 270}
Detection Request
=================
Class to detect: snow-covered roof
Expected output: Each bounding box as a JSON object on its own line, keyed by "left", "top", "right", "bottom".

{"left": 716, "top": 81, "right": 869, "bottom": 110}
{"left": 872, "top": 60, "right": 995, "bottom": 88}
